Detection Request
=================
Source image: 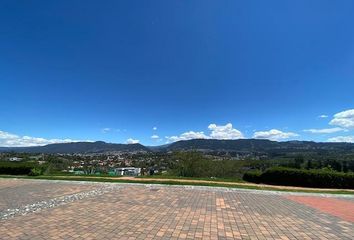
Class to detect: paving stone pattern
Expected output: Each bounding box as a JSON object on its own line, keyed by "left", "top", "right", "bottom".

{"left": 0, "top": 179, "right": 99, "bottom": 210}
{"left": 0, "top": 179, "right": 353, "bottom": 240}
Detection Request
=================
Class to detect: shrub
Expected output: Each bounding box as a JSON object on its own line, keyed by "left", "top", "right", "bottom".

{"left": 242, "top": 170, "right": 262, "bottom": 184}
{"left": 172, "top": 152, "right": 244, "bottom": 179}
{"left": 243, "top": 167, "right": 354, "bottom": 189}
{"left": 28, "top": 167, "right": 43, "bottom": 176}
{"left": 0, "top": 162, "right": 38, "bottom": 175}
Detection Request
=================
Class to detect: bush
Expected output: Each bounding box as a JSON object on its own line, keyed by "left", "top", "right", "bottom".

{"left": 262, "top": 167, "right": 354, "bottom": 189}
{"left": 172, "top": 152, "right": 244, "bottom": 179}
{"left": 28, "top": 167, "right": 43, "bottom": 176}
{"left": 243, "top": 167, "right": 354, "bottom": 189}
{"left": 242, "top": 170, "right": 262, "bottom": 183}
{"left": 0, "top": 162, "right": 38, "bottom": 175}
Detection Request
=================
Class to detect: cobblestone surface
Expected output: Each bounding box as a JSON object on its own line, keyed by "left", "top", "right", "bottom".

{"left": 0, "top": 179, "right": 353, "bottom": 239}
{"left": 0, "top": 183, "right": 122, "bottom": 220}
{"left": 0, "top": 178, "right": 99, "bottom": 210}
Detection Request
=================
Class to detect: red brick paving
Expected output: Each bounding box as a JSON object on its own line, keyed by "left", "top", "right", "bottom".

{"left": 285, "top": 195, "right": 354, "bottom": 223}
{"left": 1, "top": 179, "right": 354, "bottom": 239}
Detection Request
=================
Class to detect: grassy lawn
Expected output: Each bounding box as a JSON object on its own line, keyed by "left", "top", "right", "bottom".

{"left": 1, "top": 174, "right": 353, "bottom": 195}
{"left": 138, "top": 175, "right": 244, "bottom": 183}
{"left": 0, "top": 174, "right": 29, "bottom": 178}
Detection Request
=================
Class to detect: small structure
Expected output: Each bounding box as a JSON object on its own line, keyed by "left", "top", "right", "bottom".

{"left": 114, "top": 167, "right": 141, "bottom": 176}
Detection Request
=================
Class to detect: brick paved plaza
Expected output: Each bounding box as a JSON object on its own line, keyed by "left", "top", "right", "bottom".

{"left": 0, "top": 179, "right": 353, "bottom": 240}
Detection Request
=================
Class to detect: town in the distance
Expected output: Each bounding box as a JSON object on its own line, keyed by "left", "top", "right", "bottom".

{"left": 1, "top": 139, "right": 354, "bottom": 189}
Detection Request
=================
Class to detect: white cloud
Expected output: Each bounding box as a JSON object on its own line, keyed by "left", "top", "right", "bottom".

{"left": 165, "top": 123, "right": 244, "bottom": 143}
{"left": 318, "top": 115, "right": 328, "bottom": 118}
{"left": 253, "top": 129, "right": 299, "bottom": 141}
{"left": 153, "top": 127, "right": 157, "bottom": 131}
{"left": 327, "top": 136, "right": 354, "bottom": 143}
{"left": 208, "top": 123, "right": 244, "bottom": 140}
{"left": 151, "top": 135, "right": 159, "bottom": 139}
{"left": 126, "top": 138, "right": 140, "bottom": 144}
{"left": 165, "top": 131, "right": 208, "bottom": 143}
{"left": 0, "top": 130, "right": 90, "bottom": 147}
{"left": 329, "top": 109, "right": 354, "bottom": 129}
{"left": 0, "top": 131, "right": 18, "bottom": 140}
{"left": 303, "top": 127, "right": 344, "bottom": 134}
{"left": 101, "top": 128, "right": 111, "bottom": 133}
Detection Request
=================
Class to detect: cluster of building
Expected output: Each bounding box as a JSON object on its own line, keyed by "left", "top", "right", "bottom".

{"left": 1, "top": 152, "right": 168, "bottom": 176}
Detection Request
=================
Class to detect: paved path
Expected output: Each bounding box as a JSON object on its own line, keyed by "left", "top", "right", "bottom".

{"left": 0, "top": 179, "right": 353, "bottom": 239}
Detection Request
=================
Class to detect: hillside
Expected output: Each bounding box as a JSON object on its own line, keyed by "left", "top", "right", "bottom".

{"left": 0, "top": 141, "right": 150, "bottom": 154}
{"left": 160, "top": 139, "right": 354, "bottom": 153}
{"left": 1, "top": 139, "right": 354, "bottom": 154}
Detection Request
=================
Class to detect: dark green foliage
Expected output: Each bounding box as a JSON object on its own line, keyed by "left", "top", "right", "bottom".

{"left": 242, "top": 170, "right": 262, "bottom": 184}
{"left": 342, "top": 161, "right": 349, "bottom": 173}
{"left": 296, "top": 156, "right": 304, "bottom": 168}
{"left": 164, "top": 139, "right": 354, "bottom": 153}
{"left": 172, "top": 152, "right": 244, "bottom": 179}
{"left": 306, "top": 159, "right": 313, "bottom": 169}
{"left": 324, "top": 159, "right": 342, "bottom": 172}
{"left": 0, "top": 162, "right": 37, "bottom": 175}
{"left": 28, "top": 167, "right": 43, "bottom": 176}
{"left": 244, "top": 167, "right": 354, "bottom": 189}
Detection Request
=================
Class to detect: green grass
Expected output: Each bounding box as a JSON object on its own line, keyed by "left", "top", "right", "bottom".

{"left": 44, "top": 173, "right": 123, "bottom": 178}
{"left": 0, "top": 174, "right": 28, "bottom": 178}
{"left": 138, "top": 175, "right": 244, "bottom": 182}
{"left": 1, "top": 174, "right": 353, "bottom": 195}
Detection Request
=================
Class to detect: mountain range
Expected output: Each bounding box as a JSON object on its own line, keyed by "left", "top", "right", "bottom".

{"left": 1, "top": 139, "right": 354, "bottom": 154}
{"left": 0, "top": 141, "right": 149, "bottom": 154}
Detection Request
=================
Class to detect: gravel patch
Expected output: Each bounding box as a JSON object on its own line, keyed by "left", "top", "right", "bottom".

{"left": 13, "top": 178, "right": 354, "bottom": 198}
{"left": 138, "top": 183, "right": 354, "bottom": 198}
{"left": 0, "top": 184, "right": 122, "bottom": 220}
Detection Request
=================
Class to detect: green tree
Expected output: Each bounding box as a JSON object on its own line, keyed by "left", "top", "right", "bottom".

{"left": 306, "top": 159, "right": 313, "bottom": 170}
{"left": 294, "top": 156, "right": 304, "bottom": 169}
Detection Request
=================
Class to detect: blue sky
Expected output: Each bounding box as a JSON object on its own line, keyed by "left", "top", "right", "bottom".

{"left": 1, "top": 0, "right": 354, "bottom": 146}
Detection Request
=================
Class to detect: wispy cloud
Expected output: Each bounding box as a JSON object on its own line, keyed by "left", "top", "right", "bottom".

{"left": 318, "top": 114, "right": 328, "bottom": 118}
{"left": 101, "top": 128, "right": 112, "bottom": 133}
{"left": 327, "top": 136, "right": 354, "bottom": 143}
{"left": 166, "top": 131, "right": 208, "bottom": 143}
{"left": 126, "top": 138, "right": 139, "bottom": 144}
{"left": 0, "top": 130, "right": 91, "bottom": 147}
{"left": 151, "top": 134, "right": 159, "bottom": 139}
{"left": 303, "top": 127, "right": 344, "bottom": 134}
{"left": 253, "top": 129, "right": 299, "bottom": 141}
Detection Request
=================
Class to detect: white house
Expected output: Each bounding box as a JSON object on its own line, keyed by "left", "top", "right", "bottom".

{"left": 114, "top": 167, "right": 141, "bottom": 176}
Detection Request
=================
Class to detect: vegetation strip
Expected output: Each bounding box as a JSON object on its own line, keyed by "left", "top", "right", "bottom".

{"left": 243, "top": 167, "right": 354, "bottom": 189}
{"left": 3, "top": 175, "right": 352, "bottom": 195}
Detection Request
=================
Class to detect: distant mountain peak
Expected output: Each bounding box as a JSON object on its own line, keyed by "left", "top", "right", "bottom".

{"left": 1, "top": 138, "right": 354, "bottom": 154}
